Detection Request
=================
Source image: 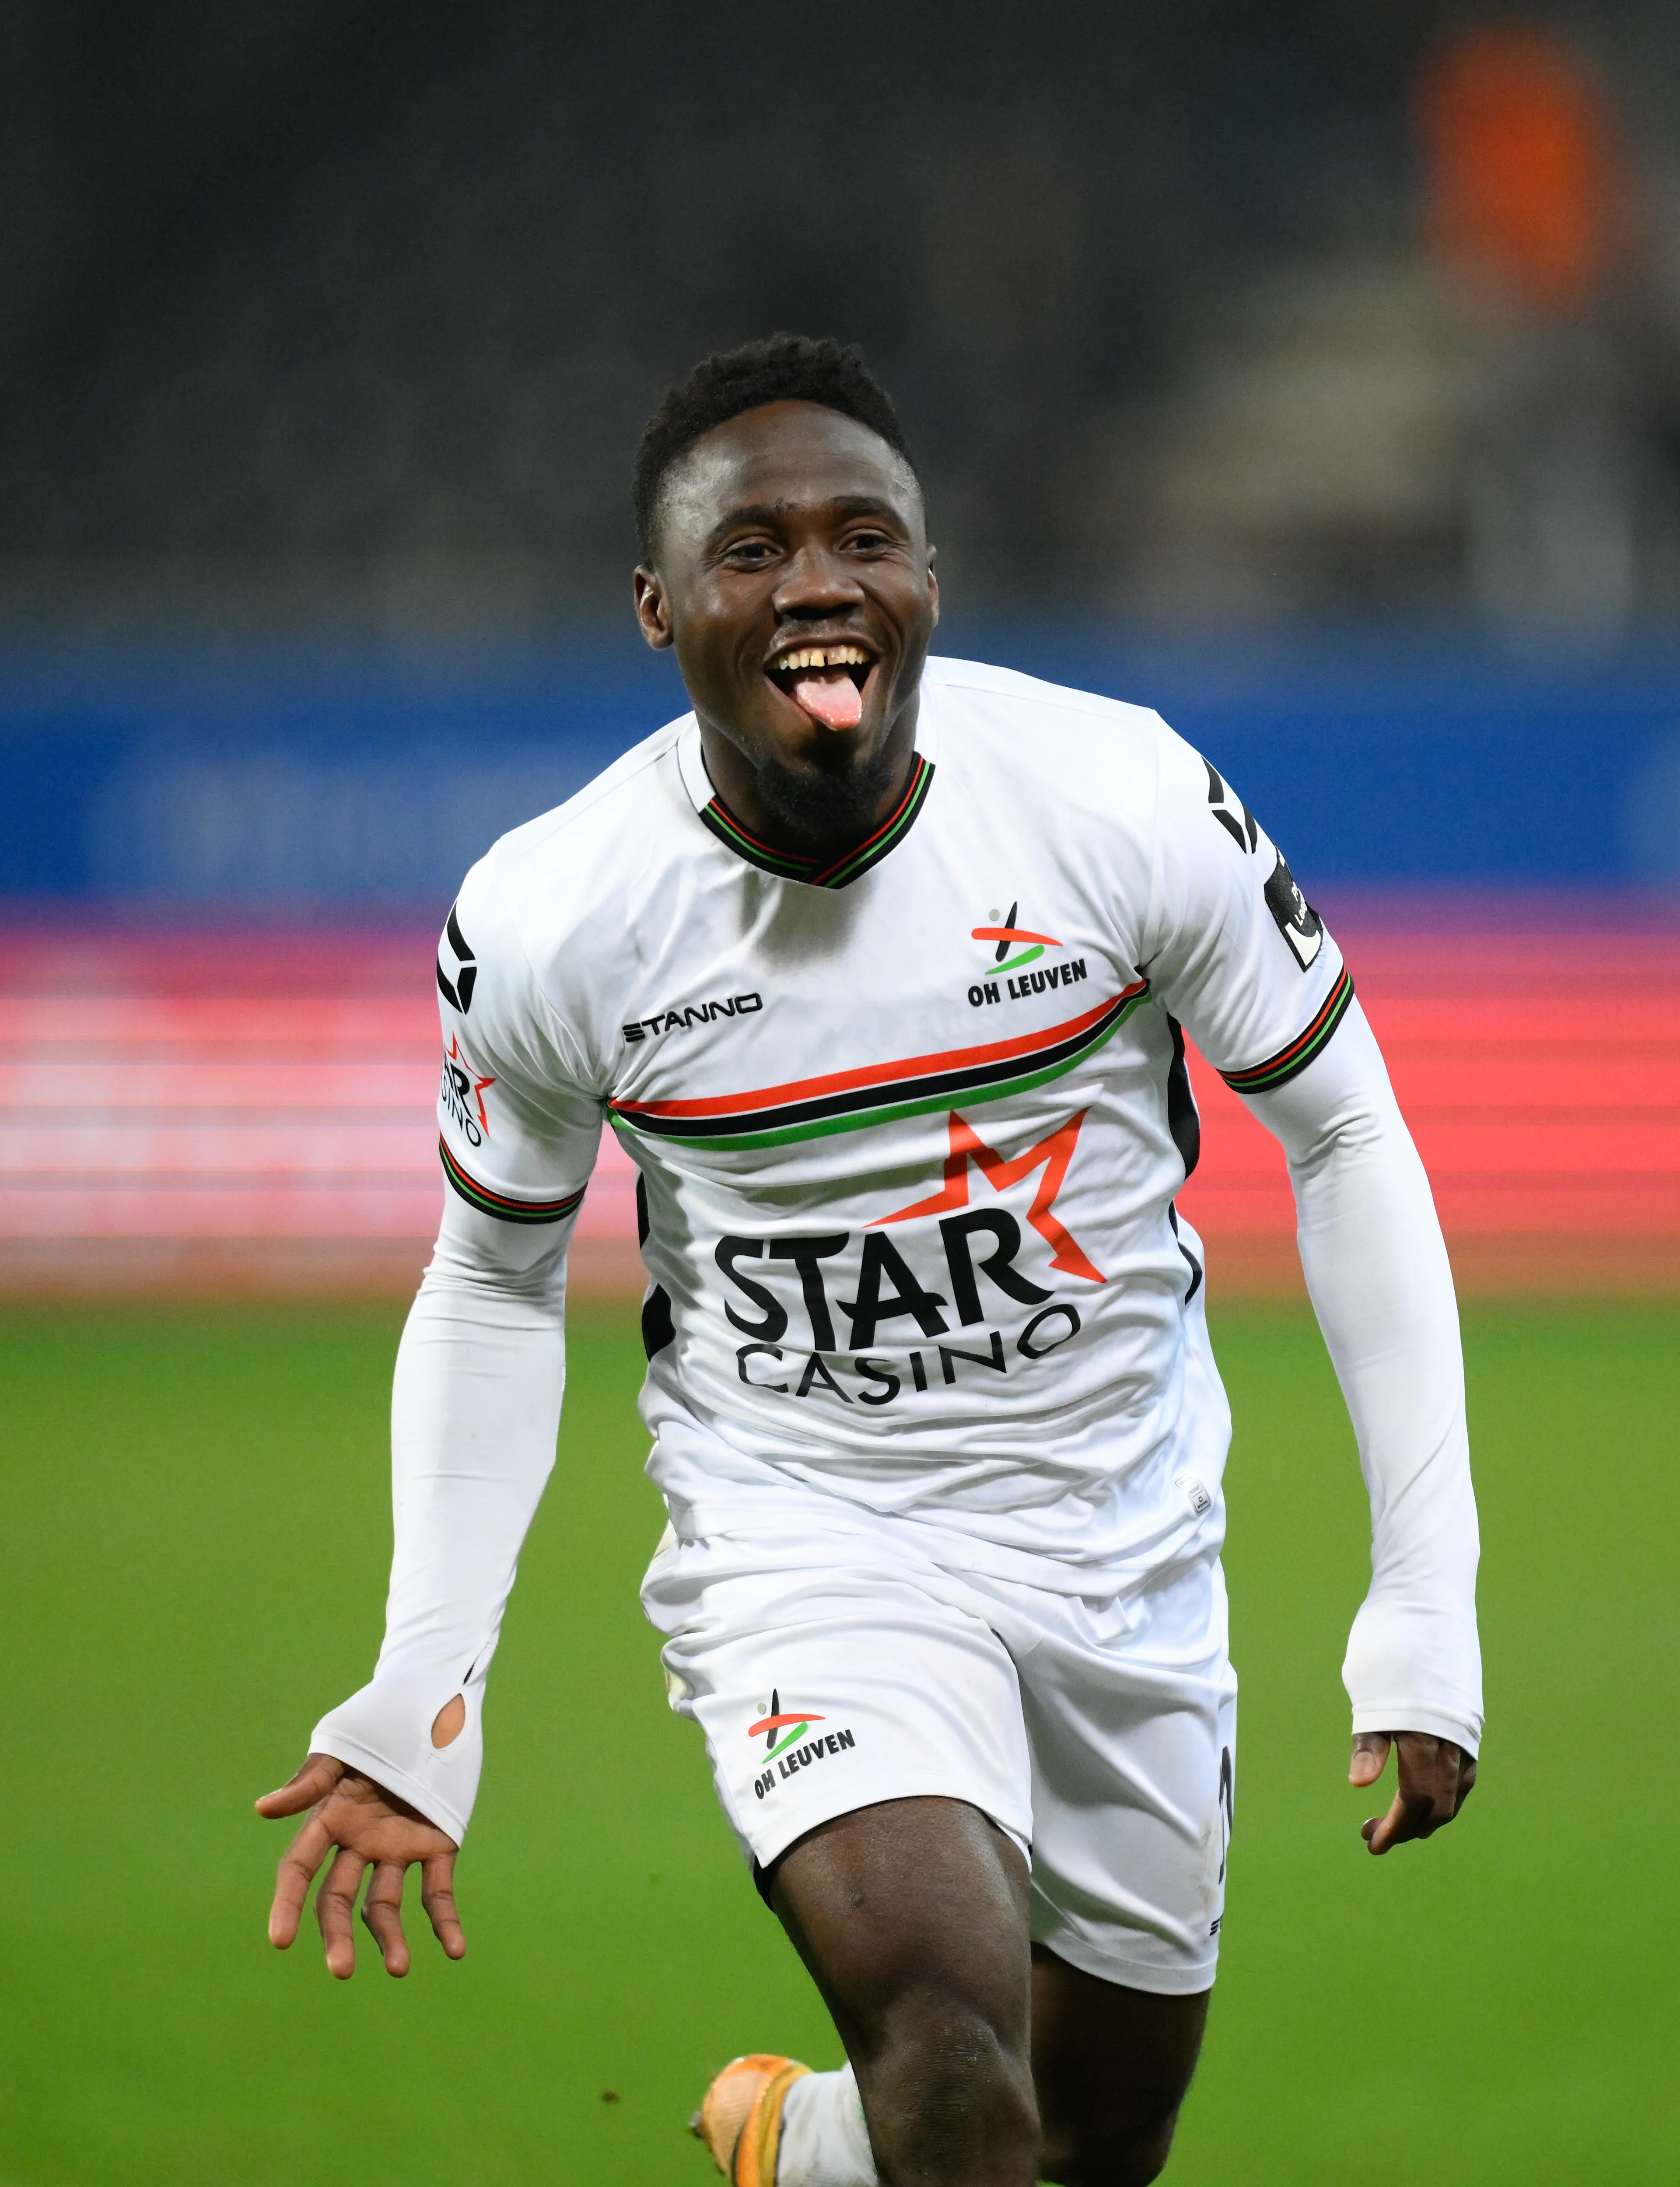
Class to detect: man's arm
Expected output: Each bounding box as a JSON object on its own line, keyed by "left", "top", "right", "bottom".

{"left": 308, "top": 1190, "right": 571, "bottom": 1838}
{"left": 1139, "top": 725, "right": 1480, "bottom": 1851}
{"left": 257, "top": 1189, "right": 573, "bottom": 1970}
{"left": 257, "top": 855, "right": 606, "bottom": 1971}
{"left": 1244, "top": 998, "right": 1482, "bottom": 1851}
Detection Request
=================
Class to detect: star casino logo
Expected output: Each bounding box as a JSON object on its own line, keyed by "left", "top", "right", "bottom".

{"left": 973, "top": 899, "right": 1061, "bottom": 975}
{"left": 749, "top": 1689, "right": 825, "bottom": 1762}
{"left": 440, "top": 1034, "right": 496, "bottom": 1147}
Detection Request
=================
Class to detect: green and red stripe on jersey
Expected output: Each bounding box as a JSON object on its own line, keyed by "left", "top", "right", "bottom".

{"left": 439, "top": 1138, "right": 586, "bottom": 1224}
{"left": 699, "top": 753, "right": 935, "bottom": 889}
{"left": 609, "top": 979, "right": 1150, "bottom": 1151}
{"left": 1218, "top": 966, "right": 1354, "bottom": 1095}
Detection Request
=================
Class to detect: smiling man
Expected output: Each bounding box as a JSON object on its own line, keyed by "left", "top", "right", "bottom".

{"left": 257, "top": 336, "right": 1482, "bottom": 2187}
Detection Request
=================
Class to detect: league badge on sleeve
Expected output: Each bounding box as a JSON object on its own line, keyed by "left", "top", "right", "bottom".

{"left": 1263, "top": 850, "right": 1324, "bottom": 969}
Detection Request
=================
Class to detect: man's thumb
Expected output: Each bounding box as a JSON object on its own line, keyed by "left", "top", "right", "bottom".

{"left": 1348, "top": 1732, "right": 1391, "bottom": 1787}
{"left": 254, "top": 1752, "right": 346, "bottom": 1816}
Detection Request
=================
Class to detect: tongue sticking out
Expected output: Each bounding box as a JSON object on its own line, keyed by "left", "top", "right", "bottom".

{"left": 788, "top": 670, "right": 864, "bottom": 731}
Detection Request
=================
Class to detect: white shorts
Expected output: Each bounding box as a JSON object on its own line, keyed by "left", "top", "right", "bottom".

{"left": 642, "top": 1510, "right": 1237, "bottom": 1996}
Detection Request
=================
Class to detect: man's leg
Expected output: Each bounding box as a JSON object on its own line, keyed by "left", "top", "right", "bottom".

{"left": 766, "top": 1805, "right": 1207, "bottom": 2187}
{"left": 1030, "top": 1946, "right": 1209, "bottom": 2187}
{"left": 769, "top": 1795, "right": 1040, "bottom": 2187}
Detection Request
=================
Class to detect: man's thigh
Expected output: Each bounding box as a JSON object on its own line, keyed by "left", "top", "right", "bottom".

{"left": 767, "top": 1808, "right": 1207, "bottom": 2187}
{"left": 771, "top": 1795, "right": 1034, "bottom": 2046}
{"left": 770, "top": 1798, "right": 1043, "bottom": 2187}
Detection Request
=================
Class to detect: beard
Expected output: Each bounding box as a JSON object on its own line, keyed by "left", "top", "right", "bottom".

{"left": 750, "top": 738, "right": 903, "bottom": 854}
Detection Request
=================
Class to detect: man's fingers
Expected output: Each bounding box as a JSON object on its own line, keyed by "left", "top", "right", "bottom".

{"left": 421, "top": 1851, "right": 467, "bottom": 1960}
{"left": 361, "top": 1861, "right": 412, "bottom": 1977}
{"left": 1396, "top": 1733, "right": 1465, "bottom": 1827}
{"left": 1362, "top": 1735, "right": 1477, "bottom": 1853}
{"left": 1356, "top": 1785, "right": 1426, "bottom": 1855}
{"left": 315, "top": 1845, "right": 367, "bottom": 1978}
{"left": 269, "top": 1811, "right": 333, "bottom": 1948}
{"left": 259, "top": 1756, "right": 464, "bottom": 1973}
{"left": 1348, "top": 1732, "right": 1391, "bottom": 1788}
{"left": 255, "top": 1752, "right": 346, "bottom": 1818}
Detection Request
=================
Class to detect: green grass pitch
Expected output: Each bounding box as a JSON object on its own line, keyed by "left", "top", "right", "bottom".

{"left": 0, "top": 1294, "right": 1675, "bottom": 2185}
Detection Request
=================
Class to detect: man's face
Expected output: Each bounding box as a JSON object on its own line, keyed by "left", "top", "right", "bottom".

{"left": 634, "top": 400, "right": 938, "bottom": 846}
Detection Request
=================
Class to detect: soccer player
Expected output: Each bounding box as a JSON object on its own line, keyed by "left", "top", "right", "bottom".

{"left": 257, "top": 335, "right": 1481, "bottom": 2187}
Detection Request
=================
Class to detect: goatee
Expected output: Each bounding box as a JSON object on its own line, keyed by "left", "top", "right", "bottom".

{"left": 751, "top": 741, "right": 904, "bottom": 854}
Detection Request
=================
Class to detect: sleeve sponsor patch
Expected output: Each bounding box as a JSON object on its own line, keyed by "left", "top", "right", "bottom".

{"left": 1263, "top": 850, "right": 1323, "bottom": 970}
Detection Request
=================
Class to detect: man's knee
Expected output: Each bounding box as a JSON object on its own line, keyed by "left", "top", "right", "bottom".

{"left": 864, "top": 1981, "right": 1037, "bottom": 2110}
{"left": 771, "top": 1801, "right": 1042, "bottom": 2184}
{"left": 854, "top": 1985, "right": 1039, "bottom": 2179}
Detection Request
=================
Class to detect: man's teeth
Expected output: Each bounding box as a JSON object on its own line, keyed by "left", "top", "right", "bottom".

{"left": 773, "top": 645, "right": 871, "bottom": 672}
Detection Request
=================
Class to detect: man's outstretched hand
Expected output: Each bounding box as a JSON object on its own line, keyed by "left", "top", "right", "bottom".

{"left": 256, "top": 1754, "right": 465, "bottom": 1978}
{"left": 1349, "top": 1730, "right": 1476, "bottom": 1855}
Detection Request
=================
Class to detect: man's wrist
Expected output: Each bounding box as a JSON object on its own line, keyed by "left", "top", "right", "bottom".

{"left": 1348, "top": 1705, "right": 1480, "bottom": 1756}
{"left": 312, "top": 1676, "right": 482, "bottom": 1841}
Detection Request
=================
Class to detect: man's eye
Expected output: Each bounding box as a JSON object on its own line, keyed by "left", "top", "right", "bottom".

{"left": 848, "top": 530, "right": 892, "bottom": 552}
{"left": 724, "top": 540, "right": 776, "bottom": 564}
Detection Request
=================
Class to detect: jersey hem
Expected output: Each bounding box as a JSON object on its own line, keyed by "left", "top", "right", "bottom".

{"left": 646, "top": 1474, "right": 1225, "bottom": 1606}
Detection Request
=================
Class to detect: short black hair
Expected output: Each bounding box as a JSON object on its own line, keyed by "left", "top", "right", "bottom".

{"left": 632, "top": 332, "right": 917, "bottom": 561}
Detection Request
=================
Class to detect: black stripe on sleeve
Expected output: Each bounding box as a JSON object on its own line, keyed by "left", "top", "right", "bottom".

{"left": 1218, "top": 967, "right": 1355, "bottom": 1095}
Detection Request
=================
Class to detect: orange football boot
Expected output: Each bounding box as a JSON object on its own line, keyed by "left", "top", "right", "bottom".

{"left": 692, "top": 2054, "right": 812, "bottom": 2187}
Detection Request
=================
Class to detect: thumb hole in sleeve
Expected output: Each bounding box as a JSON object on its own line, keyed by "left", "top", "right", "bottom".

{"left": 431, "top": 1694, "right": 466, "bottom": 1749}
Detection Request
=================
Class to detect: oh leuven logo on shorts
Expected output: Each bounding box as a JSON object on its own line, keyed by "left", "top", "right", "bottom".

{"left": 749, "top": 1688, "right": 858, "bottom": 1800}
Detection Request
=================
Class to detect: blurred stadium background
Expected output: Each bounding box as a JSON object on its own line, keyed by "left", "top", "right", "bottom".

{"left": 2, "top": 6, "right": 1677, "bottom": 2185}
{"left": 2, "top": 0, "right": 1678, "bottom": 1298}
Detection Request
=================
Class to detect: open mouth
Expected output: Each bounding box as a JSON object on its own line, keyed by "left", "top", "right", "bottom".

{"left": 766, "top": 642, "right": 876, "bottom": 730}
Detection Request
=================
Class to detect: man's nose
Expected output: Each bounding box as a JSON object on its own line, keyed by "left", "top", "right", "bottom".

{"left": 771, "top": 541, "right": 864, "bottom": 615}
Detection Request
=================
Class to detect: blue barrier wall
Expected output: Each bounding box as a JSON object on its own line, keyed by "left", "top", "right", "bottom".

{"left": 2, "top": 632, "right": 1676, "bottom": 906}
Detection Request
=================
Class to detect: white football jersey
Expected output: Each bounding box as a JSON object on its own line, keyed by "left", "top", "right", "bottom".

{"left": 431, "top": 657, "right": 1352, "bottom": 1586}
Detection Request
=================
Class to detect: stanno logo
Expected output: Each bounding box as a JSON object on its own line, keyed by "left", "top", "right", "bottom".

{"left": 623, "top": 993, "right": 763, "bottom": 1043}
{"left": 1205, "top": 762, "right": 1259, "bottom": 854}
{"left": 437, "top": 903, "right": 478, "bottom": 1014}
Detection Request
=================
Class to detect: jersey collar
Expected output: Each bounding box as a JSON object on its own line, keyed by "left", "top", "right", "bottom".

{"left": 676, "top": 707, "right": 937, "bottom": 890}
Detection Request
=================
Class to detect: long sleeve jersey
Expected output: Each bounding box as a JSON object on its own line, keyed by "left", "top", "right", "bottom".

{"left": 312, "top": 658, "right": 1482, "bottom": 1841}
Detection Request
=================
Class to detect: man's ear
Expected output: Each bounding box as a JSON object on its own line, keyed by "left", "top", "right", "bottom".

{"left": 634, "top": 566, "right": 674, "bottom": 651}
{"left": 927, "top": 544, "right": 940, "bottom": 628}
